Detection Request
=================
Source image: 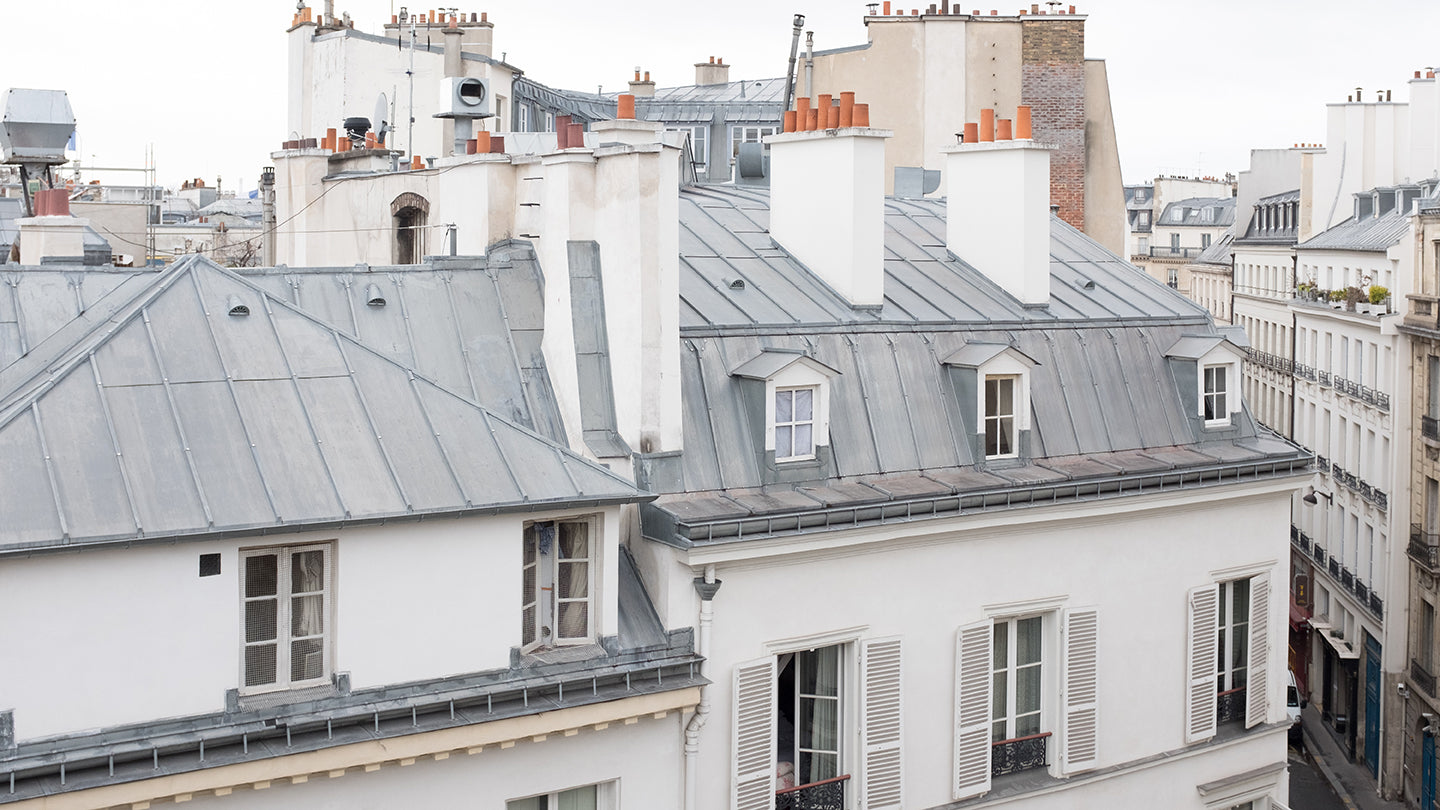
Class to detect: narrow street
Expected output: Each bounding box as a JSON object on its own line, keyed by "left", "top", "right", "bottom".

{"left": 1291, "top": 741, "right": 1347, "bottom": 810}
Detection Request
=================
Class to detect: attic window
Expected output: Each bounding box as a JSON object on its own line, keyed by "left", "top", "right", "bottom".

{"left": 1203, "top": 364, "right": 1230, "bottom": 426}
{"left": 775, "top": 387, "right": 816, "bottom": 461}
{"left": 731, "top": 349, "right": 840, "bottom": 466}
{"left": 985, "top": 376, "right": 1018, "bottom": 458}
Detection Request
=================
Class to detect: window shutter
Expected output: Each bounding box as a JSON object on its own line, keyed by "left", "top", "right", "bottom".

{"left": 1186, "top": 584, "right": 1220, "bottom": 743}
{"left": 1062, "top": 607, "right": 1099, "bottom": 774}
{"left": 860, "top": 637, "right": 903, "bottom": 810}
{"left": 1246, "top": 574, "right": 1271, "bottom": 729}
{"left": 732, "top": 656, "right": 777, "bottom": 810}
{"left": 953, "top": 619, "right": 994, "bottom": 801}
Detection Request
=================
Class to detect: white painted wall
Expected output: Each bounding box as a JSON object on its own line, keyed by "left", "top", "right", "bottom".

{"left": 654, "top": 481, "right": 1297, "bottom": 810}
{"left": 945, "top": 140, "right": 1051, "bottom": 305}
{"left": 180, "top": 711, "right": 684, "bottom": 810}
{"left": 0, "top": 507, "right": 622, "bottom": 740}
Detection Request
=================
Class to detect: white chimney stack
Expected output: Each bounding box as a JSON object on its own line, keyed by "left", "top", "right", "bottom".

{"left": 768, "top": 126, "right": 892, "bottom": 307}
{"left": 944, "top": 106, "right": 1052, "bottom": 307}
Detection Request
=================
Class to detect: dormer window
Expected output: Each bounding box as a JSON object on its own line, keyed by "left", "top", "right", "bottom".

{"left": 1165, "top": 334, "right": 1245, "bottom": 430}
{"left": 731, "top": 349, "right": 840, "bottom": 467}
{"left": 985, "top": 376, "right": 1018, "bottom": 458}
{"left": 775, "top": 387, "right": 817, "bottom": 461}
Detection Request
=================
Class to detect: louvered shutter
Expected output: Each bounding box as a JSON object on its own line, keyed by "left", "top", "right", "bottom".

{"left": 1246, "top": 574, "right": 1271, "bottom": 729}
{"left": 1186, "top": 584, "right": 1220, "bottom": 743}
{"left": 860, "top": 637, "right": 903, "bottom": 809}
{"left": 953, "top": 619, "right": 994, "bottom": 801}
{"left": 733, "top": 657, "right": 777, "bottom": 810}
{"left": 1062, "top": 607, "right": 1099, "bottom": 774}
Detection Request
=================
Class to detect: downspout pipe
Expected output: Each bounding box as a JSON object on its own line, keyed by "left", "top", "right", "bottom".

{"left": 684, "top": 565, "right": 721, "bottom": 810}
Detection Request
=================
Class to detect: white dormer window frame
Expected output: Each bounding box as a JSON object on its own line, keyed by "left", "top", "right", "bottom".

{"left": 974, "top": 352, "right": 1033, "bottom": 460}
{"left": 774, "top": 386, "right": 818, "bottom": 461}
{"left": 1195, "top": 346, "right": 1243, "bottom": 428}
{"left": 764, "top": 360, "right": 834, "bottom": 463}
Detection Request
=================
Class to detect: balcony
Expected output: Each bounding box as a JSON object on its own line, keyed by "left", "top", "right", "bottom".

{"left": 776, "top": 776, "right": 849, "bottom": 810}
{"left": 1318, "top": 370, "right": 1332, "bottom": 387}
{"left": 1312, "top": 544, "right": 1327, "bottom": 566}
{"left": 1217, "top": 687, "right": 1246, "bottom": 724}
{"left": 1409, "top": 525, "right": 1440, "bottom": 570}
{"left": 1424, "top": 416, "right": 1440, "bottom": 442}
{"left": 1340, "top": 568, "right": 1355, "bottom": 590}
{"left": 1148, "top": 246, "right": 1205, "bottom": 259}
{"left": 1355, "top": 581, "right": 1370, "bottom": 604}
{"left": 1413, "top": 659, "right": 1437, "bottom": 697}
{"left": 1370, "top": 592, "right": 1384, "bottom": 619}
{"left": 991, "top": 732, "right": 1051, "bottom": 778}
{"left": 1315, "top": 455, "right": 1330, "bottom": 474}
{"left": 1328, "top": 557, "right": 1341, "bottom": 579}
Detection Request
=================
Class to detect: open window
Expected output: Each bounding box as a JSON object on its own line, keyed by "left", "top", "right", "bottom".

{"left": 1186, "top": 573, "right": 1271, "bottom": 744}
{"left": 390, "top": 192, "right": 430, "bottom": 264}
{"left": 730, "top": 349, "right": 840, "bottom": 467}
{"left": 942, "top": 343, "right": 1038, "bottom": 462}
{"left": 240, "top": 543, "right": 333, "bottom": 693}
{"left": 732, "top": 636, "right": 902, "bottom": 810}
{"left": 521, "top": 517, "right": 596, "bottom": 652}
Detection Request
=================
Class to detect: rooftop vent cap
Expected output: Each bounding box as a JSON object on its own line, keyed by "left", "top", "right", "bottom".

{"left": 226, "top": 295, "right": 250, "bottom": 317}
{"left": 728, "top": 278, "right": 745, "bottom": 290}
{"left": 366, "top": 283, "right": 387, "bottom": 306}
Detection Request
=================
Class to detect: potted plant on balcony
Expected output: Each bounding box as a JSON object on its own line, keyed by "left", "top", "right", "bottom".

{"left": 1369, "top": 285, "right": 1390, "bottom": 314}
{"left": 1297, "top": 281, "right": 1316, "bottom": 302}
{"left": 1344, "top": 286, "right": 1365, "bottom": 312}
{"left": 1328, "top": 289, "right": 1347, "bottom": 309}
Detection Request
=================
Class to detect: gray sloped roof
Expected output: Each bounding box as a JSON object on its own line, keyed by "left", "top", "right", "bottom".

{"left": 1157, "top": 197, "right": 1235, "bottom": 228}
{"left": 0, "top": 256, "right": 645, "bottom": 554}
{"left": 1193, "top": 226, "right": 1234, "bottom": 265}
{"left": 677, "top": 186, "right": 1210, "bottom": 330}
{"left": 1297, "top": 208, "right": 1412, "bottom": 252}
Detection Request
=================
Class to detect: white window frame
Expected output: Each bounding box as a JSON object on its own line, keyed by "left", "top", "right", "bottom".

{"left": 984, "top": 375, "right": 1019, "bottom": 459}
{"left": 991, "top": 615, "right": 1044, "bottom": 742}
{"left": 774, "top": 386, "right": 818, "bottom": 462}
{"left": 758, "top": 357, "right": 835, "bottom": 463}
{"left": 544, "top": 111, "right": 555, "bottom": 132}
{"left": 239, "top": 542, "right": 333, "bottom": 694}
{"left": 1217, "top": 578, "right": 1251, "bottom": 694}
{"left": 519, "top": 104, "right": 531, "bottom": 133}
{"left": 506, "top": 780, "right": 617, "bottom": 809}
{"left": 522, "top": 516, "right": 597, "bottom": 652}
{"left": 1203, "top": 363, "right": 1231, "bottom": 427}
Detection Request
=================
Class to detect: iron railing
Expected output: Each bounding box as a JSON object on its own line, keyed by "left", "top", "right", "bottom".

{"left": 1217, "top": 687, "right": 1247, "bottom": 723}
{"left": 1411, "top": 525, "right": 1440, "bottom": 570}
{"left": 1148, "top": 246, "right": 1204, "bottom": 258}
{"left": 1312, "top": 544, "right": 1327, "bottom": 566}
{"left": 1370, "top": 592, "right": 1383, "bottom": 618}
{"left": 1413, "top": 659, "right": 1437, "bottom": 697}
{"left": 1355, "top": 581, "right": 1370, "bottom": 604}
{"left": 1425, "top": 416, "right": 1440, "bottom": 442}
{"left": 991, "top": 732, "right": 1050, "bottom": 777}
{"left": 1315, "top": 455, "right": 1330, "bottom": 474}
{"left": 776, "top": 775, "right": 849, "bottom": 810}
{"left": 1318, "top": 370, "right": 1332, "bottom": 386}
{"left": 1329, "top": 558, "right": 1341, "bottom": 578}
{"left": 1340, "top": 568, "right": 1355, "bottom": 590}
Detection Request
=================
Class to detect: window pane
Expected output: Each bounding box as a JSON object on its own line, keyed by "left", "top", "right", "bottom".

{"left": 558, "top": 561, "right": 589, "bottom": 598}
{"left": 992, "top": 671, "right": 1008, "bottom": 727}
{"left": 776, "top": 390, "right": 793, "bottom": 422}
{"left": 291, "top": 637, "right": 324, "bottom": 681}
{"left": 799, "top": 696, "right": 839, "bottom": 752}
{"left": 245, "top": 599, "right": 277, "bottom": 643}
{"left": 245, "top": 554, "right": 277, "bottom": 598}
{"left": 522, "top": 604, "right": 537, "bottom": 646}
{"left": 292, "top": 550, "right": 325, "bottom": 594}
{"left": 1016, "top": 712, "right": 1041, "bottom": 738}
{"left": 292, "top": 594, "right": 324, "bottom": 636}
{"left": 797, "top": 750, "right": 839, "bottom": 784}
{"left": 1017, "top": 617, "right": 1042, "bottom": 665}
{"left": 559, "top": 523, "right": 589, "bottom": 559}
{"left": 986, "top": 378, "right": 998, "bottom": 413}
{"left": 1016, "top": 664, "right": 1041, "bottom": 714}
{"left": 794, "top": 424, "right": 813, "bottom": 456}
{"left": 800, "top": 647, "right": 840, "bottom": 696}
{"left": 993, "top": 623, "right": 1007, "bottom": 669}
{"left": 794, "top": 388, "right": 813, "bottom": 421}
{"left": 985, "top": 422, "right": 999, "bottom": 457}
{"left": 523, "top": 565, "right": 536, "bottom": 605}
{"left": 1233, "top": 580, "right": 1250, "bottom": 623}
{"left": 524, "top": 526, "right": 537, "bottom": 564}
{"left": 776, "top": 425, "right": 793, "bottom": 457}
{"left": 245, "top": 644, "right": 277, "bottom": 687}
{"left": 506, "top": 798, "right": 543, "bottom": 810}
{"left": 997, "top": 378, "right": 1014, "bottom": 416}
{"left": 1231, "top": 628, "right": 1248, "bottom": 670}
{"left": 996, "top": 416, "right": 1014, "bottom": 455}
{"left": 557, "top": 785, "right": 599, "bottom": 810}
{"left": 557, "top": 602, "right": 588, "bottom": 638}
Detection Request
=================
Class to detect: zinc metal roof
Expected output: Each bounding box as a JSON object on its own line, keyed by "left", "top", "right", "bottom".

{"left": 1297, "top": 207, "right": 1413, "bottom": 252}
{"left": 677, "top": 186, "right": 1211, "bottom": 331}
{"left": 1193, "top": 227, "right": 1235, "bottom": 265}
{"left": 0, "top": 256, "right": 645, "bottom": 554}
{"left": 1156, "top": 197, "right": 1235, "bottom": 228}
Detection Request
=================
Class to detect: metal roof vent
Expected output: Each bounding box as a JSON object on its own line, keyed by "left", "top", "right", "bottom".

{"left": 1077, "top": 278, "right": 1096, "bottom": 291}
{"left": 226, "top": 295, "right": 250, "bottom": 316}
{"left": 365, "top": 283, "right": 386, "bottom": 307}
{"left": 728, "top": 278, "right": 745, "bottom": 291}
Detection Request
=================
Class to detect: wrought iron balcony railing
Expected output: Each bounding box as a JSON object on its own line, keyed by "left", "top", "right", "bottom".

{"left": 1217, "top": 687, "right": 1246, "bottom": 723}
{"left": 1298, "top": 532, "right": 1312, "bottom": 553}
{"left": 1354, "top": 581, "right": 1369, "bottom": 603}
{"left": 991, "top": 732, "right": 1050, "bottom": 778}
{"left": 1411, "top": 525, "right": 1440, "bottom": 570}
{"left": 1413, "top": 659, "right": 1437, "bottom": 697}
{"left": 1315, "top": 455, "right": 1330, "bottom": 474}
{"left": 1318, "top": 370, "right": 1332, "bottom": 386}
{"left": 776, "top": 775, "right": 849, "bottom": 810}
{"left": 1312, "top": 544, "right": 1327, "bottom": 566}
{"left": 1370, "top": 592, "right": 1383, "bottom": 619}
{"left": 1425, "top": 415, "right": 1440, "bottom": 442}
{"left": 1340, "top": 568, "right": 1355, "bottom": 590}
{"left": 1329, "top": 557, "right": 1341, "bottom": 579}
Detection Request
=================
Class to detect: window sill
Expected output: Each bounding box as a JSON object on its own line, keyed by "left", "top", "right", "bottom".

{"left": 227, "top": 674, "right": 348, "bottom": 713}
{"left": 515, "top": 641, "right": 610, "bottom": 669}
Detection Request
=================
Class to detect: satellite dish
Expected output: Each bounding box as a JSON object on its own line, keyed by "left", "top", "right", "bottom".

{"left": 374, "top": 93, "right": 392, "bottom": 147}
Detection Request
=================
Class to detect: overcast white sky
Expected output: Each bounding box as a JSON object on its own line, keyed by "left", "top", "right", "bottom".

{"left": 1, "top": 0, "right": 1435, "bottom": 192}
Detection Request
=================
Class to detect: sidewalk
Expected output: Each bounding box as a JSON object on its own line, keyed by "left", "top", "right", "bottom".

{"left": 1300, "top": 704, "right": 1407, "bottom": 810}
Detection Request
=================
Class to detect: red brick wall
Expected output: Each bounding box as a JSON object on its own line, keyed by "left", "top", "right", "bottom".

{"left": 1021, "top": 19, "right": 1086, "bottom": 231}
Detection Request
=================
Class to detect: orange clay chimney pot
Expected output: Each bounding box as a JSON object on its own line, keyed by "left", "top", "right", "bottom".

{"left": 839, "top": 92, "right": 855, "bottom": 127}
{"left": 1016, "top": 105, "right": 1032, "bottom": 139}
{"left": 783, "top": 110, "right": 797, "bottom": 132}
{"left": 796, "top": 97, "right": 811, "bottom": 127}
{"left": 854, "top": 103, "right": 870, "bottom": 127}
{"left": 979, "top": 108, "right": 995, "bottom": 142}
{"left": 827, "top": 104, "right": 840, "bottom": 129}
{"left": 618, "top": 94, "right": 636, "bottom": 119}
{"left": 806, "top": 108, "right": 819, "bottom": 131}
{"left": 964, "top": 122, "right": 979, "bottom": 143}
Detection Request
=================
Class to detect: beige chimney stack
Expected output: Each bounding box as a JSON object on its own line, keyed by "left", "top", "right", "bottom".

{"left": 694, "top": 57, "right": 731, "bottom": 86}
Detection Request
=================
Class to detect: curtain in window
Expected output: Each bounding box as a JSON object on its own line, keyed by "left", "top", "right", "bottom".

{"left": 556, "top": 522, "right": 590, "bottom": 639}
{"left": 290, "top": 549, "right": 326, "bottom": 682}
{"left": 556, "top": 785, "right": 598, "bottom": 810}
{"left": 799, "top": 646, "right": 840, "bottom": 784}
